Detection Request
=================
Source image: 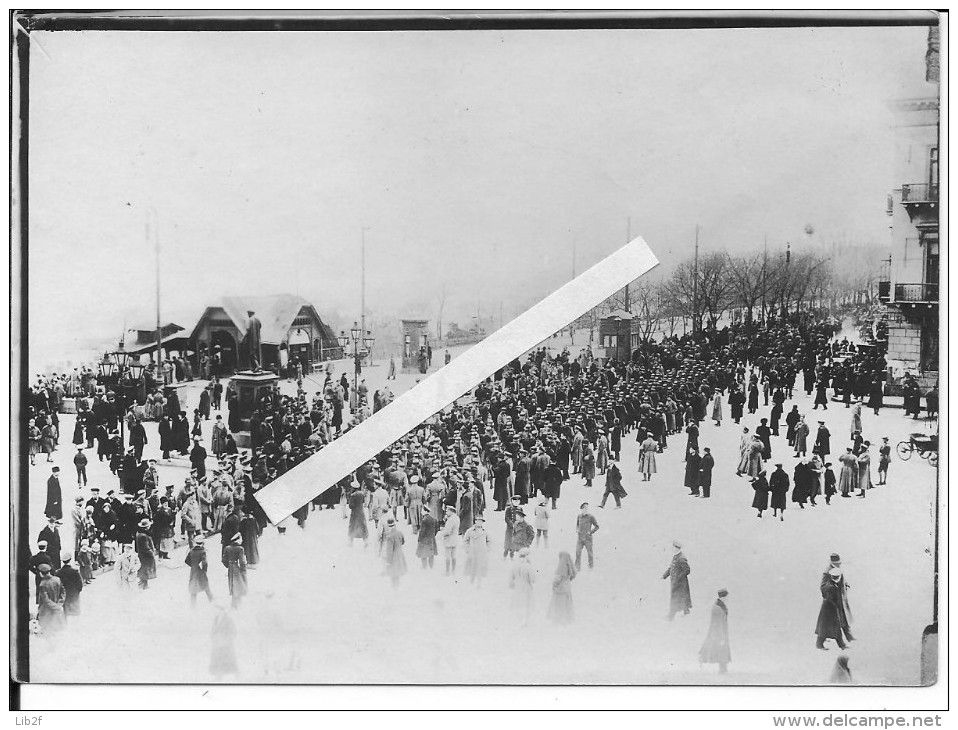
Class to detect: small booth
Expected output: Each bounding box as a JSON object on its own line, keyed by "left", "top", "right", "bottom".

{"left": 229, "top": 370, "right": 280, "bottom": 448}
{"left": 401, "top": 318, "right": 430, "bottom": 374}
{"left": 599, "top": 309, "right": 635, "bottom": 363}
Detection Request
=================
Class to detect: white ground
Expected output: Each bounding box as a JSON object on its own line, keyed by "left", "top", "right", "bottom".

{"left": 27, "top": 327, "right": 938, "bottom": 685}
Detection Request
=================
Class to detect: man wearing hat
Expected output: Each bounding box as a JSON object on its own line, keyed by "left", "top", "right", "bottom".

{"left": 877, "top": 436, "right": 891, "bottom": 486}
{"left": 45, "top": 465, "right": 62, "bottom": 521}
{"left": 382, "top": 516, "right": 408, "bottom": 589}
{"left": 439, "top": 505, "right": 461, "bottom": 575}
{"left": 185, "top": 535, "right": 214, "bottom": 607}
{"left": 816, "top": 567, "right": 848, "bottom": 650}
{"left": 223, "top": 532, "right": 248, "bottom": 608}
{"left": 662, "top": 540, "right": 692, "bottom": 620}
{"left": 574, "top": 502, "right": 599, "bottom": 571}
{"left": 30, "top": 541, "right": 53, "bottom": 599}
{"left": 38, "top": 517, "right": 63, "bottom": 571}
{"left": 134, "top": 518, "right": 157, "bottom": 590}
{"left": 55, "top": 553, "right": 83, "bottom": 617}
{"left": 73, "top": 446, "right": 88, "bottom": 487}
{"left": 821, "top": 553, "right": 854, "bottom": 643}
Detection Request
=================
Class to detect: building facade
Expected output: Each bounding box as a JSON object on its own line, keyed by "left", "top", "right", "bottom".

{"left": 881, "top": 26, "right": 940, "bottom": 389}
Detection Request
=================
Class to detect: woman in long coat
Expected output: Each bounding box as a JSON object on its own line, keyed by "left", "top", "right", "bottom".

{"left": 134, "top": 521, "right": 156, "bottom": 589}
{"left": 347, "top": 486, "right": 368, "bottom": 544}
{"left": 856, "top": 447, "right": 872, "bottom": 496}
{"left": 734, "top": 427, "right": 751, "bottom": 475}
{"left": 639, "top": 436, "right": 658, "bottom": 481}
{"left": 837, "top": 449, "right": 858, "bottom": 497}
{"left": 547, "top": 551, "right": 577, "bottom": 625}
{"left": 699, "top": 589, "right": 731, "bottom": 673}
{"left": 416, "top": 512, "right": 439, "bottom": 568}
{"left": 684, "top": 448, "right": 701, "bottom": 494}
{"left": 849, "top": 404, "right": 863, "bottom": 438}
{"left": 750, "top": 473, "right": 769, "bottom": 517}
{"left": 462, "top": 517, "right": 491, "bottom": 585}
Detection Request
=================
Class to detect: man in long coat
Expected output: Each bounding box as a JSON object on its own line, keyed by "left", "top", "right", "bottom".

{"left": 38, "top": 518, "right": 63, "bottom": 571}
{"left": 492, "top": 453, "right": 512, "bottom": 510}
{"left": 699, "top": 447, "right": 715, "bottom": 498}
{"left": 814, "top": 422, "right": 831, "bottom": 458}
{"left": 382, "top": 517, "right": 407, "bottom": 588}
{"left": 769, "top": 464, "right": 789, "bottom": 521}
{"left": 662, "top": 541, "right": 691, "bottom": 620}
{"left": 837, "top": 448, "right": 858, "bottom": 497}
{"left": 45, "top": 466, "right": 62, "bottom": 521}
{"left": 821, "top": 553, "right": 854, "bottom": 642}
{"left": 699, "top": 588, "right": 731, "bottom": 673}
{"left": 816, "top": 568, "right": 848, "bottom": 650}
{"left": 222, "top": 532, "right": 248, "bottom": 608}
{"left": 36, "top": 564, "right": 66, "bottom": 634}
{"left": 185, "top": 535, "right": 214, "bottom": 607}
{"left": 134, "top": 518, "right": 157, "bottom": 589}
{"left": 404, "top": 475, "right": 424, "bottom": 532}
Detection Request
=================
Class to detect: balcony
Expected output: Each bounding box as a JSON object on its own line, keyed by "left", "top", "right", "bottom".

{"left": 901, "top": 183, "right": 939, "bottom": 204}
{"left": 894, "top": 283, "right": 938, "bottom": 303}
{"left": 878, "top": 280, "right": 891, "bottom": 302}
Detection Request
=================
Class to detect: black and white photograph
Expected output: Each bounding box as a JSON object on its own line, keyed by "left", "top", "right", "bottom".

{"left": 10, "top": 10, "right": 946, "bottom": 707}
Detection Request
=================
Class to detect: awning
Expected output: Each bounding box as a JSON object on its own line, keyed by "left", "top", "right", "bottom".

{"left": 124, "top": 333, "right": 193, "bottom": 355}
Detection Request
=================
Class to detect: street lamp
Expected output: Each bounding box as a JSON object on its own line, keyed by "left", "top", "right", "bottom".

{"left": 339, "top": 322, "right": 375, "bottom": 409}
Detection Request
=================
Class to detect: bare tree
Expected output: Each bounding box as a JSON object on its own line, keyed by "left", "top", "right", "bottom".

{"left": 664, "top": 252, "right": 730, "bottom": 332}
{"left": 627, "top": 278, "right": 660, "bottom": 342}
{"left": 725, "top": 251, "right": 768, "bottom": 324}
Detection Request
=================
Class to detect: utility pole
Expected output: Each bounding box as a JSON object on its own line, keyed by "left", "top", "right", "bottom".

{"left": 572, "top": 235, "right": 576, "bottom": 279}
{"left": 692, "top": 225, "right": 700, "bottom": 333}
{"left": 148, "top": 210, "right": 163, "bottom": 365}
{"left": 624, "top": 218, "right": 631, "bottom": 312}
{"left": 361, "top": 227, "right": 367, "bottom": 340}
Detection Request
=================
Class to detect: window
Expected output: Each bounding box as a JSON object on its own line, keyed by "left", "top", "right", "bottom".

{"left": 922, "top": 233, "right": 939, "bottom": 286}
{"left": 602, "top": 335, "right": 616, "bottom": 348}
{"left": 929, "top": 147, "right": 938, "bottom": 185}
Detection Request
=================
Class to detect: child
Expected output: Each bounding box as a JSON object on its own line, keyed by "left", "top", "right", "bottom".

{"left": 89, "top": 539, "right": 102, "bottom": 572}
{"left": 116, "top": 544, "right": 140, "bottom": 589}
{"left": 77, "top": 544, "right": 94, "bottom": 584}
{"left": 534, "top": 498, "right": 550, "bottom": 548}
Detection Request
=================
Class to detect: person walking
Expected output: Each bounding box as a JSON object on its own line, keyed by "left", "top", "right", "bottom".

{"left": 185, "top": 536, "right": 214, "bottom": 607}
{"left": 662, "top": 540, "right": 692, "bottom": 620}
{"left": 222, "top": 533, "right": 248, "bottom": 608}
{"left": 533, "top": 497, "right": 551, "bottom": 545}
{"left": 55, "top": 554, "right": 83, "bottom": 619}
{"left": 821, "top": 552, "right": 855, "bottom": 643}
{"left": 837, "top": 447, "right": 858, "bottom": 498}
{"left": 750, "top": 472, "right": 769, "bottom": 518}
{"left": 35, "top": 563, "right": 66, "bottom": 634}
{"left": 573, "top": 502, "right": 599, "bottom": 571}
{"left": 815, "top": 568, "right": 848, "bottom": 650}
{"left": 347, "top": 485, "right": 369, "bottom": 547}
{"left": 698, "top": 588, "right": 731, "bottom": 674}
{"left": 547, "top": 551, "right": 577, "bottom": 625}
{"left": 856, "top": 443, "right": 873, "bottom": 498}
{"left": 685, "top": 447, "right": 702, "bottom": 496}
{"left": 877, "top": 437, "right": 891, "bottom": 485}
{"left": 769, "top": 464, "right": 789, "bottom": 521}
{"left": 73, "top": 447, "right": 88, "bottom": 487}
{"left": 599, "top": 461, "right": 627, "bottom": 509}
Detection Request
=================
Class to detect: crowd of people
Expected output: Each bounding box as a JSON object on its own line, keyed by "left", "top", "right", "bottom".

{"left": 27, "top": 305, "right": 930, "bottom": 680}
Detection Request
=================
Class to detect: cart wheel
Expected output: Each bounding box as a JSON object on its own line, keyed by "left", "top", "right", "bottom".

{"left": 896, "top": 442, "right": 913, "bottom": 460}
{"left": 929, "top": 452, "right": 938, "bottom": 468}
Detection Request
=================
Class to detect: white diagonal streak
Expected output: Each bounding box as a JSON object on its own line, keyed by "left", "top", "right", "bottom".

{"left": 256, "top": 237, "right": 658, "bottom": 523}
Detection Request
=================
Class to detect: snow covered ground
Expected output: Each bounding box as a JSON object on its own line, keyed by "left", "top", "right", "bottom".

{"left": 26, "top": 328, "right": 938, "bottom": 685}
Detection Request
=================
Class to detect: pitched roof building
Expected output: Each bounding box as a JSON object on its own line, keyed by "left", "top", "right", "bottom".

{"left": 190, "top": 294, "right": 341, "bottom": 374}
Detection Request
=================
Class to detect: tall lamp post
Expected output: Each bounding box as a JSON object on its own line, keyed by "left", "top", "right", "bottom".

{"left": 338, "top": 322, "right": 375, "bottom": 410}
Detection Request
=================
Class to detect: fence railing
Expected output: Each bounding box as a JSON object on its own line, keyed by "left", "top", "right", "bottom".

{"left": 901, "top": 183, "right": 939, "bottom": 203}
{"left": 894, "top": 282, "right": 938, "bottom": 302}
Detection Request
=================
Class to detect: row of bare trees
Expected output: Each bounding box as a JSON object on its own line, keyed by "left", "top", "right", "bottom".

{"left": 572, "top": 244, "right": 882, "bottom": 344}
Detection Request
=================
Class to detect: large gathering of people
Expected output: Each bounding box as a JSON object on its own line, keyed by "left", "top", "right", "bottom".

{"left": 26, "top": 303, "right": 938, "bottom": 680}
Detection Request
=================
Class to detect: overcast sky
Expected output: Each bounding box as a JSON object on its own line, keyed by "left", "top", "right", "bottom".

{"left": 27, "top": 25, "right": 933, "bottom": 369}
